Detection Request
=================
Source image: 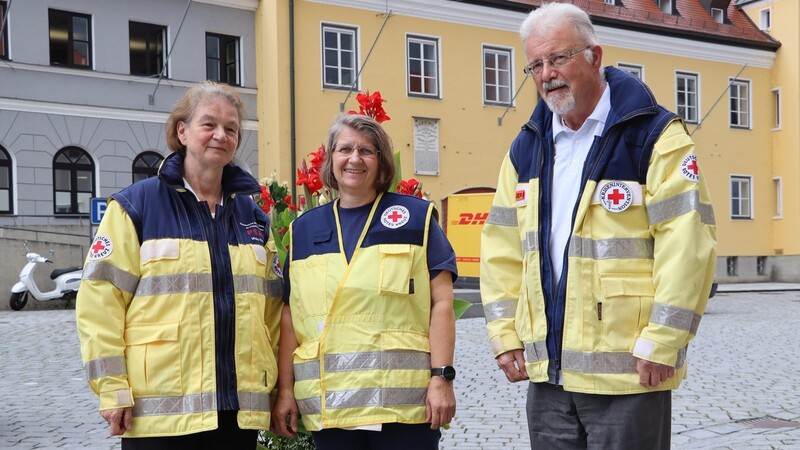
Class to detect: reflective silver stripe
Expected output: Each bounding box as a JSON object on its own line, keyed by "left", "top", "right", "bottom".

{"left": 135, "top": 273, "right": 213, "bottom": 296}
{"left": 650, "top": 303, "right": 701, "bottom": 333}
{"left": 675, "top": 346, "right": 687, "bottom": 369}
{"left": 84, "top": 356, "right": 126, "bottom": 380}
{"left": 524, "top": 341, "right": 548, "bottom": 363}
{"left": 325, "top": 351, "right": 430, "bottom": 372}
{"left": 265, "top": 279, "right": 283, "bottom": 297}
{"left": 522, "top": 231, "right": 539, "bottom": 253}
{"left": 484, "top": 299, "right": 517, "bottom": 323}
{"left": 296, "top": 397, "right": 322, "bottom": 416}
{"left": 647, "top": 190, "right": 716, "bottom": 226}
{"left": 294, "top": 361, "right": 320, "bottom": 381}
{"left": 327, "top": 387, "right": 428, "bottom": 410}
{"left": 689, "top": 314, "right": 701, "bottom": 336}
{"left": 563, "top": 348, "right": 688, "bottom": 373}
{"left": 562, "top": 350, "right": 638, "bottom": 374}
{"left": 238, "top": 391, "right": 271, "bottom": 412}
{"left": 132, "top": 392, "right": 216, "bottom": 417}
{"left": 487, "top": 206, "right": 517, "bottom": 227}
{"left": 82, "top": 261, "right": 140, "bottom": 294}
{"left": 569, "top": 236, "right": 654, "bottom": 260}
{"left": 233, "top": 275, "right": 265, "bottom": 295}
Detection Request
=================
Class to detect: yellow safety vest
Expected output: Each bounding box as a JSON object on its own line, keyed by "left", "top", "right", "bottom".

{"left": 289, "top": 192, "right": 435, "bottom": 430}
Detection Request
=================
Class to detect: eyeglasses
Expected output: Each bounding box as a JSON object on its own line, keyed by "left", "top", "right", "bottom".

{"left": 523, "top": 45, "right": 592, "bottom": 77}
{"left": 334, "top": 145, "right": 379, "bottom": 158}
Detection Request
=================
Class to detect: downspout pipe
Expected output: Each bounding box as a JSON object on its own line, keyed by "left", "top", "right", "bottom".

{"left": 289, "top": 0, "right": 297, "bottom": 199}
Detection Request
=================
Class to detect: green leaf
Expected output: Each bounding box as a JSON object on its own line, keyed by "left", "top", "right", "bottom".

{"left": 453, "top": 298, "right": 472, "bottom": 320}
{"left": 390, "top": 151, "right": 403, "bottom": 192}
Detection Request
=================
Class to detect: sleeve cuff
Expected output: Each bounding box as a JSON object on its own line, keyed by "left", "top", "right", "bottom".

{"left": 490, "top": 333, "right": 524, "bottom": 358}
{"left": 632, "top": 337, "right": 678, "bottom": 367}
{"left": 99, "top": 388, "right": 135, "bottom": 410}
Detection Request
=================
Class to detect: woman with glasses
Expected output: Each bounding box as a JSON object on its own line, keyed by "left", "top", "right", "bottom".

{"left": 271, "top": 114, "right": 458, "bottom": 450}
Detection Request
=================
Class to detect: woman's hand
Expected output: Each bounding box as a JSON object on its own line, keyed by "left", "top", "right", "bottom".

{"left": 270, "top": 389, "right": 300, "bottom": 438}
{"left": 425, "top": 377, "right": 456, "bottom": 429}
{"left": 100, "top": 407, "right": 132, "bottom": 436}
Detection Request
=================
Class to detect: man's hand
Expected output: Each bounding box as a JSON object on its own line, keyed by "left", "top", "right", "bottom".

{"left": 497, "top": 349, "right": 528, "bottom": 382}
{"left": 636, "top": 358, "right": 675, "bottom": 388}
{"left": 100, "top": 407, "right": 132, "bottom": 436}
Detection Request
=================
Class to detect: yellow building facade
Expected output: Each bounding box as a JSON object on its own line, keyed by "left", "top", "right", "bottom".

{"left": 256, "top": 0, "right": 788, "bottom": 282}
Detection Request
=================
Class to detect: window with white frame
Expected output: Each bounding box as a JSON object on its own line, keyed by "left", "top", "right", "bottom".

{"left": 130, "top": 21, "right": 166, "bottom": 77}
{"left": 772, "top": 176, "right": 782, "bottom": 218}
{"left": 772, "top": 88, "right": 781, "bottom": 129}
{"left": 0, "top": 1, "right": 8, "bottom": 60}
{"left": 604, "top": 0, "right": 616, "bottom": 5}
{"left": 731, "top": 175, "right": 752, "bottom": 219}
{"left": 49, "top": 9, "right": 92, "bottom": 68}
{"left": 0, "top": 145, "right": 11, "bottom": 214}
{"left": 321, "top": 24, "right": 357, "bottom": 90}
{"left": 617, "top": 63, "right": 643, "bottom": 80}
{"left": 483, "top": 46, "right": 512, "bottom": 105}
{"left": 407, "top": 36, "right": 439, "bottom": 98}
{"left": 676, "top": 72, "right": 699, "bottom": 124}
{"left": 759, "top": 8, "right": 771, "bottom": 30}
{"left": 53, "top": 146, "right": 94, "bottom": 215}
{"left": 729, "top": 79, "right": 750, "bottom": 129}
{"left": 711, "top": 8, "right": 724, "bottom": 24}
{"left": 206, "top": 33, "right": 239, "bottom": 85}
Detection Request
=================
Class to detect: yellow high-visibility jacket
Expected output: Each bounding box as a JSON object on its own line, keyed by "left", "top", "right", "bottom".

{"left": 76, "top": 152, "right": 282, "bottom": 437}
{"left": 289, "top": 193, "right": 435, "bottom": 431}
{"left": 481, "top": 67, "right": 717, "bottom": 395}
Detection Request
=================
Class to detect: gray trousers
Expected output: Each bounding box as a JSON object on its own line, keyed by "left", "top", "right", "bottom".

{"left": 526, "top": 382, "right": 671, "bottom": 450}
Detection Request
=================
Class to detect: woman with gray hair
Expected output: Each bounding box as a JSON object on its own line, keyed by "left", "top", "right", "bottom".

{"left": 271, "top": 114, "right": 458, "bottom": 450}
{"left": 77, "top": 81, "right": 283, "bottom": 449}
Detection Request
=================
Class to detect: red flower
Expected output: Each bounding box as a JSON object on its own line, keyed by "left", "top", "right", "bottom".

{"left": 308, "top": 145, "right": 326, "bottom": 170}
{"left": 259, "top": 185, "right": 276, "bottom": 213}
{"left": 397, "top": 178, "right": 423, "bottom": 198}
{"left": 348, "top": 91, "right": 391, "bottom": 123}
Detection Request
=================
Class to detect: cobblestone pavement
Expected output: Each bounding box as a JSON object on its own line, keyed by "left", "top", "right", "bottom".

{"left": 1, "top": 291, "right": 799, "bottom": 449}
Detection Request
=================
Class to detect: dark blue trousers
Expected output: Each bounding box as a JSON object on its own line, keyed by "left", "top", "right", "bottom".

{"left": 312, "top": 422, "right": 441, "bottom": 450}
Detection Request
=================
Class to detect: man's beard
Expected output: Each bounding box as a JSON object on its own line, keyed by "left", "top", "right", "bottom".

{"left": 542, "top": 79, "right": 575, "bottom": 116}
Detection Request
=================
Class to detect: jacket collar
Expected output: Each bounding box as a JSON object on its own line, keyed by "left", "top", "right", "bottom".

{"left": 158, "top": 151, "right": 261, "bottom": 197}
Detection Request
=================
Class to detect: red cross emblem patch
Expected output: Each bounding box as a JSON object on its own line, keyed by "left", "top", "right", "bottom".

{"left": 89, "top": 235, "right": 113, "bottom": 260}
{"left": 381, "top": 205, "right": 410, "bottom": 229}
{"left": 680, "top": 153, "right": 700, "bottom": 183}
{"left": 599, "top": 181, "right": 633, "bottom": 213}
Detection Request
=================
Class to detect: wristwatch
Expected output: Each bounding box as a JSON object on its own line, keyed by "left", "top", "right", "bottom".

{"left": 431, "top": 365, "right": 457, "bottom": 381}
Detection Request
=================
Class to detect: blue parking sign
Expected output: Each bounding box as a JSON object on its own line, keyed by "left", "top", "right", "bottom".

{"left": 90, "top": 198, "right": 108, "bottom": 225}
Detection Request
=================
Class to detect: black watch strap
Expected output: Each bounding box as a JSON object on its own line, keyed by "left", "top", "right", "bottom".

{"left": 431, "top": 365, "right": 456, "bottom": 381}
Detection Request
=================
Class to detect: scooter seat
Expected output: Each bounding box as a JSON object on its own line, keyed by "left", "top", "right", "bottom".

{"left": 50, "top": 266, "right": 81, "bottom": 279}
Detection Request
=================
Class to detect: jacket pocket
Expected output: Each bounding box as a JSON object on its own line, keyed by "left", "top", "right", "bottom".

{"left": 378, "top": 244, "right": 413, "bottom": 295}
{"left": 124, "top": 321, "right": 182, "bottom": 396}
{"left": 599, "top": 276, "right": 654, "bottom": 350}
{"left": 381, "top": 330, "right": 431, "bottom": 388}
{"left": 291, "top": 258, "right": 328, "bottom": 319}
{"left": 140, "top": 239, "right": 180, "bottom": 266}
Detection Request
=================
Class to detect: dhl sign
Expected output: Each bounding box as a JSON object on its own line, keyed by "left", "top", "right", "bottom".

{"left": 453, "top": 212, "right": 489, "bottom": 226}
{"left": 444, "top": 192, "right": 494, "bottom": 278}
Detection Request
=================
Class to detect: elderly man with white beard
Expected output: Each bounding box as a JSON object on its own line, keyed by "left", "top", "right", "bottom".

{"left": 479, "top": 3, "right": 717, "bottom": 449}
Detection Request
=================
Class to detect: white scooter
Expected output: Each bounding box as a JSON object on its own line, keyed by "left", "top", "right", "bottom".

{"left": 9, "top": 241, "right": 82, "bottom": 311}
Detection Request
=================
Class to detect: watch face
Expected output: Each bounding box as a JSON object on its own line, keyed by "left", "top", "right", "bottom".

{"left": 442, "top": 366, "right": 456, "bottom": 381}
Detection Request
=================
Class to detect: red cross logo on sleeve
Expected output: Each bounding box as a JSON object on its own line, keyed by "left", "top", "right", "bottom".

{"left": 88, "top": 235, "right": 113, "bottom": 260}
{"left": 681, "top": 154, "right": 700, "bottom": 183}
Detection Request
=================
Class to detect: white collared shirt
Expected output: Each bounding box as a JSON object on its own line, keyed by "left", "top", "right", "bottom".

{"left": 549, "top": 84, "right": 611, "bottom": 286}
